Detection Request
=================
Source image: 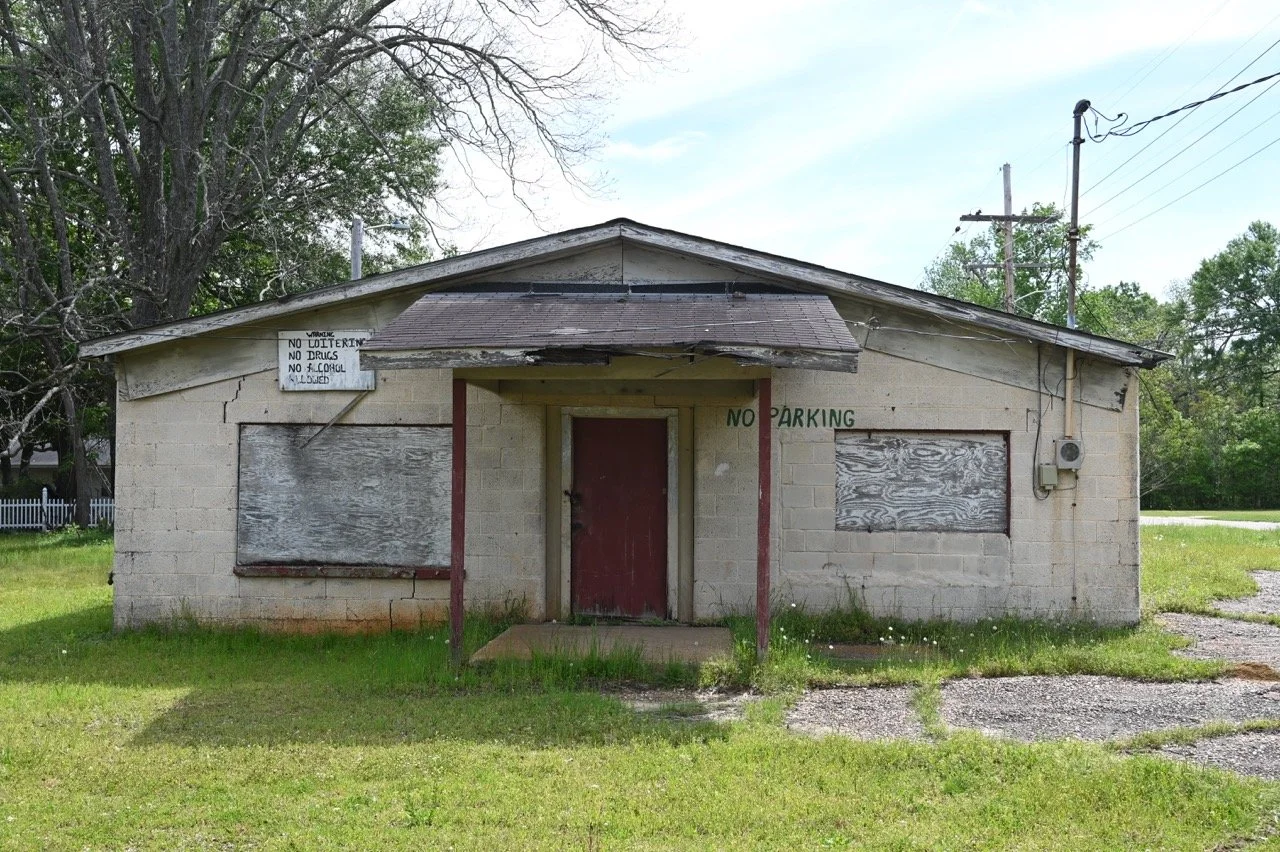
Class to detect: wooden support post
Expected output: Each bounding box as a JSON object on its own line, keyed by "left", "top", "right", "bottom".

{"left": 450, "top": 378, "right": 467, "bottom": 669}
{"left": 756, "top": 377, "right": 772, "bottom": 660}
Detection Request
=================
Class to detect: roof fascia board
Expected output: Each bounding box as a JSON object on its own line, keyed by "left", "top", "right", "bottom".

{"left": 82, "top": 216, "right": 1169, "bottom": 368}
{"left": 362, "top": 344, "right": 859, "bottom": 373}
{"left": 80, "top": 224, "right": 626, "bottom": 358}
{"left": 618, "top": 223, "right": 1167, "bottom": 367}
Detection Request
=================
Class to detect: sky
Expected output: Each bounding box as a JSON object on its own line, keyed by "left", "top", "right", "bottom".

{"left": 431, "top": 0, "right": 1280, "bottom": 302}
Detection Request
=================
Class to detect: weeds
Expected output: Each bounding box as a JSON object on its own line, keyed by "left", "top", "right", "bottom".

{"left": 402, "top": 786, "right": 440, "bottom": 828}
{"left": 911, "top": 682, "right": 947, "bottom": 739}
{"left": 1110, "top": 718, "right": 1280, "bottom": 753}
{"left": 2, "top": 530, "right": 1279, "bottom": 848}
{"left": 717, "top": 602, "right": 1223, "bottom": 690}
{"left": 1143, "top": 525, "right": 1280, "bottom": 616}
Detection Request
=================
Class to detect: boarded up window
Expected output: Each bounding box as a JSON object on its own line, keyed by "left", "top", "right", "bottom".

{"left": 835, "top": 431, "right": 1008, "bottom": 533}
{"left": 237, "top": 424, "right": 451, "bottom": 567}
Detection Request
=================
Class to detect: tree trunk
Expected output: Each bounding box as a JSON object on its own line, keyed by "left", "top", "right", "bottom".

{"left": 57, "top": 386, "right": 94, "bottom": 527}
{"left": 18, "top": 444, "right": 32, "bottom": 479}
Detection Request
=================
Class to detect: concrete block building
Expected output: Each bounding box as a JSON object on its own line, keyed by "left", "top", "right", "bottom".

{"left": 82, "top": 220, "right": 1167, "bottom": 637}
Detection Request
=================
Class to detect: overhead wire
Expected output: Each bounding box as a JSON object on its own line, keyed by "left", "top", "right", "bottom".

{"left": 1097, "top": 126, "right": 1280, "bottom": 241}
{"left": 94, "top": 315, "right": 1026, "bottom": 348}
{"left": 912, "top": 215, "right": 979, "bottom": 289}
{"left": 1008, "top": 5, "right": 1228, "bottom": 186}
{"left": 1090, "top": 83, "right": 1280, "bottom": 227}
{"left": 1002, "top": 6, "right": 1233, "bottom": 197}
{"left": 1088, "top": 66, "right": 1280, "bottom": 142}
{"left": 909, "top": 161, "right": 1016, "bottom": 292}
{"left": 1083, "top": 74, "right": 1280, "bottom": 218}
{"left": 1084, "top": 28, "right": 1280, "bottom": 196}
{"left": 1103, "top": 0, "right": 1233, "bottom": 107}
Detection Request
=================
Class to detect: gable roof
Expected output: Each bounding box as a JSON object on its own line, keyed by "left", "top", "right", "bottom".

{"left": 79, "top": 218, "right": 1170, "bottom": 367}
{"left": 361, "top": 292, "right": 861, "bottom": 372}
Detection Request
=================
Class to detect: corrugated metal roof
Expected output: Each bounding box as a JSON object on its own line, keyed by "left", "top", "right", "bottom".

{"left": 363, "top": 292, "right": 861, "bottom": 354}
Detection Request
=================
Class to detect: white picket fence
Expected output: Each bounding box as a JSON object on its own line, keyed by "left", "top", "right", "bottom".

{"left": 0, "top": 488, "right": 114, "bottom": 531}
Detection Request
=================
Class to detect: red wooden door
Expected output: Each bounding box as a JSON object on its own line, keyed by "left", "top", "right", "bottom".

{"left": 570, "top": 417, "right": 668, "bottom": 619}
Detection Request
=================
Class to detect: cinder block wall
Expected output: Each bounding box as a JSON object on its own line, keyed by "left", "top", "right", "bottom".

{"left": 111, "top": 365, "right": 549, "bottom": 631}
{"left": 114, "top": 342, "right": 1140, "bottom": 630}
{"left": 463, "top": 384, "right": 545, "bottom": 616}
{"left": 691, "top": 405, "right": 759, "bottom": 616}
{"left": 689, "top": 350, "right": 1141, "bottom": 625}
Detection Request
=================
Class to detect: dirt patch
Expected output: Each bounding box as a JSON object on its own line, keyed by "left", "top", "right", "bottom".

{"left": 1159, "top": 613, "right": 1280, "bottom": 670}
{"left": 786, "top": 687, "right": 925, "bottom": 741}
{"left": 609, "top": 688, "right": 753, "bottom": 723}
{"left": 1160, "top": 731, "right": 1280, "bottom": 781}
{"left": 820, "top": 643, "right": 933, "bottom": 663}
{"left": 939, "top": 676, "right": 1280, "bottom": 742}
{"left": 1229, "top": 662, "right": 1280, "bottom": 681}
{"left": 470, "top": 624, "right": 735, "bottom": 664}
{"left": 1214, "top": 571, "right": 1280, "bottom": 617}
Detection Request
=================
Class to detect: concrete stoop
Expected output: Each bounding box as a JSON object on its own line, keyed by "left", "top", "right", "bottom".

{"left": 470, "top": 624, "right": 734, "bottom": 664}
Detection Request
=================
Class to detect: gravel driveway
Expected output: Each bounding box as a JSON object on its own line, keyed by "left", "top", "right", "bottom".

{"left": 777, "top": 537, "right": 1280, "bottom": 781}
{"left": 1214, "top": 570, "right": 1280, "bottom": 617}
{"left": 1160, "top": 732, "right": 1280, "bottom": 780}
{"left": 938, "top": 676, "right": 1280, "bottom": 741}
{"left": 780, "top": 677, "right": 1280, "bottom": 780}
{"left": 1159, "top": 612, "right": 1280, "bottom": 671}
{"left": 786, "top": 687, "right": 924, "bottom": 740}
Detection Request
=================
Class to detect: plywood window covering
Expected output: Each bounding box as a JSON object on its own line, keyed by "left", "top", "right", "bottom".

{"left": 236, "top": 424, "right": 451, "bottom": 567}
{"left": 835, "top": 431, "right": 1009, "bottom": 533}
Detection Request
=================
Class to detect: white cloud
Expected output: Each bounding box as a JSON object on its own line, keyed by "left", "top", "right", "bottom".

{"left": 603, "top": 131, "right": 708, "bottom": 162}
{"left": 426, "top": 0, "right": 1280, "bottom": 296}
{"left": 958, "top": 0, "right": 995, "bottom": 17}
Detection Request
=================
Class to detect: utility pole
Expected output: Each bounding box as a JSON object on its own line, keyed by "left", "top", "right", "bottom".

{"left": 1067, "top": 100, "right": 1090, "bottom": 330}
{"left": 350, "top": 216, "right": 410, "bottom": 280}
{"left": 350, "top": 216, "right": 364, "bottom": 280}
{"left": 1002, "top": 164, "right": 1015, "bottom": 312}
{"left": 959, "top": 164, "right": 1060, "bottom": 314}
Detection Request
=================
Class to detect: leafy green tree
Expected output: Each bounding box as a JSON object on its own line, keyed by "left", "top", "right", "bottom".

{"left": 1133, "top": 222, "right": 1280, "bottom": 509}
{"left": 1186, "top": 221, "right": 1280, "bottom": 404}
{"left": 0, "top": 0, "right": 666, "bottom": 523}
{"left": 921, "top": 203, "right": 1100, "bottom": 327}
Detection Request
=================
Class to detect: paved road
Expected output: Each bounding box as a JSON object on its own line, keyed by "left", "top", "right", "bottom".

{"left": 1141, "top": 515, "right": 1280, "bottom": 531}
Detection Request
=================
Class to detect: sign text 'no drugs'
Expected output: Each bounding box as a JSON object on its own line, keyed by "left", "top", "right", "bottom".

{"left": 278, "top": 330, "right": 376, "bottom": 391}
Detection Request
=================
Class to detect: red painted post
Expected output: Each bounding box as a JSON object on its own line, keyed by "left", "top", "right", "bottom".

{"left": 756, "top": 377, "right": 772, "bottom": 660}
{"left": 450, "top": 378, "right": 467, "bottom": 669}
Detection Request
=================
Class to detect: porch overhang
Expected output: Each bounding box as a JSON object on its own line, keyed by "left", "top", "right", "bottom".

{"left": 359, "top": 292, "right": 861, "bottom": 373}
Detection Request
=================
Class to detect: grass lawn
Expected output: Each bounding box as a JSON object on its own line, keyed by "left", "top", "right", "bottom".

{"left": 1143, "top": 524, "right": 1280, "bottom": 627}
{"left": 1145, "top": 509, "right": 1280, "bottom": 523}
{"left": 1, "top": 529, "right": 1279, "bottom": 849}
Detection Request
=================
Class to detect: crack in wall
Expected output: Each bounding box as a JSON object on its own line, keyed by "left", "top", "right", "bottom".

{"left": 222, "top": 376, "right": 245, "bottom": 424}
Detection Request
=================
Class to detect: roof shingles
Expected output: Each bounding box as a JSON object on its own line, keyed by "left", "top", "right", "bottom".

{"left": 362, "top": 293, "right": 860, "bottom": 354}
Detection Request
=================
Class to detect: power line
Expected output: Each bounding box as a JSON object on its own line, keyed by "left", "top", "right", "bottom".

{"left": 1089, "top": 67, "right": 1280, "bottom": 142}
{"left": 1060, "top": 142, "right": 1072, "bottom": 211}
{"left": 1093, "top": 95, "right": 1280, "bottom": 229}
{"left": 1164, "top": 8, "right": 1280, "bottom": 104}
{"left": 957, "top": 164, "right": 1060, "bottom": 312}
{"left": 1018, "top": 141, "right": 1070, "bottom": 184}
{"left": 1098, "top": 128, "right": 1280, "bottom": 241}
{"left": 1084, "top": 30, "right": 1280, "bottom": 195}
{"left": 1104, "top": 0, "right": 1234, "bottom": 106}
{"left": 1083, "top": 75, "right": 1280, "bottom": 217}
{"left": 1006, "top": 6, "right": 1263, "bottom": 209}
{"left": 913, "top": 221, "right": 973, "bottom": 289}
